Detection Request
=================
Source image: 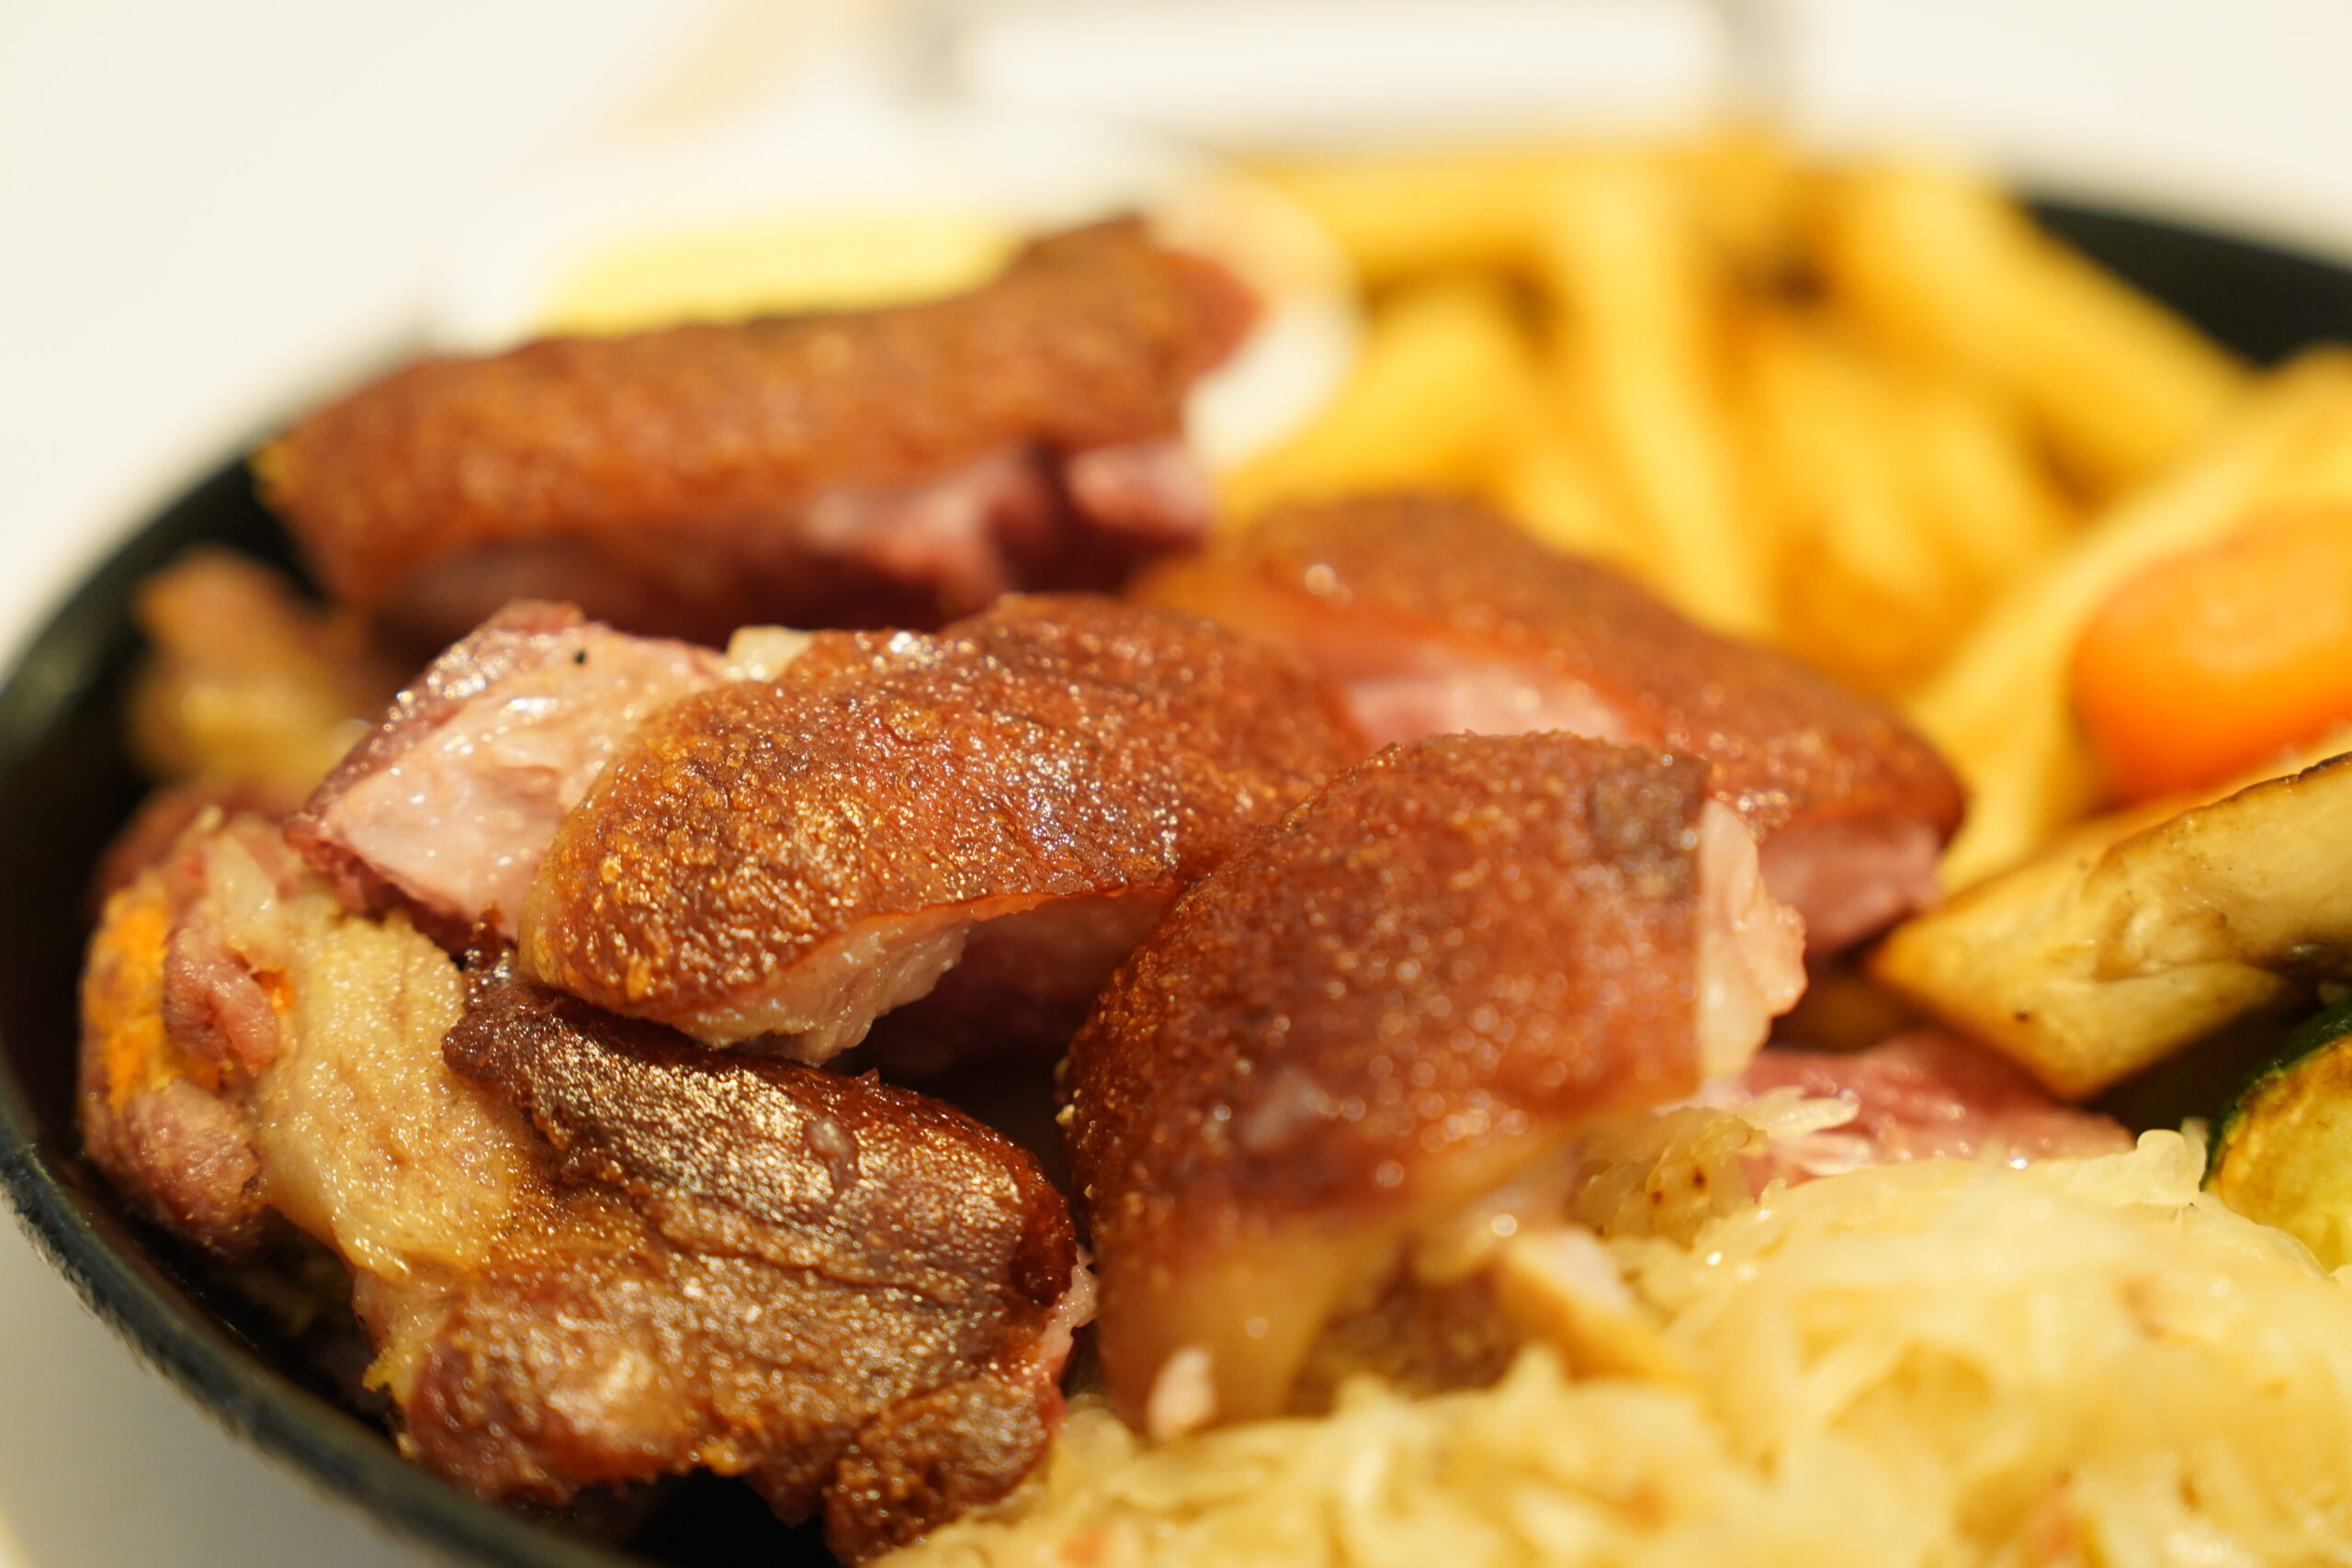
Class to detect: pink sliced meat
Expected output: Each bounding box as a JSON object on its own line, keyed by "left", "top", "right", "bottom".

{"left": 1740, "top": 1031, "right": 2133, "bottom": 1184}
{"left": 286, "top": 602, "right": 725, "bottom": 946}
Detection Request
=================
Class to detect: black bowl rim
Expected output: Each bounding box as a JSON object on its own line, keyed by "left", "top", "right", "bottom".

{"left": 3, "top": 197, "right": 2351, "bottom": 1568}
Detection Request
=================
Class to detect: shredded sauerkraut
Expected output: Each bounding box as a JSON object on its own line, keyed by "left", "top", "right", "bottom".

{"left": 888, "top": 1131, "right": 2352, "bottom": 1567}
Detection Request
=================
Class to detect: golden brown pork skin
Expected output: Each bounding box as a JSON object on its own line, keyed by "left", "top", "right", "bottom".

{"left": 259, "top": 221, "right": 1251, "bottom": 646}
{"left": 1063, "top": 732, "right": 1804, "bottom": 1429}
{"left": 1136, "top": 494, "right": 1967, "bottom": 953}
{"left": 518, "top": 594, "right": 1363, "bottom": 1061}
{"left": 79, "top": 819, "right": 1086, "bottom": 1562}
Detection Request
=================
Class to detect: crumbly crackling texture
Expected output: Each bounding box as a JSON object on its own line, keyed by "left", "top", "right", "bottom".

{"left": 429, "top": 971, "right": 1081, "bottom": 1561}
{"left": 519, "top": 594, "right": 1362, "bottom": 1039}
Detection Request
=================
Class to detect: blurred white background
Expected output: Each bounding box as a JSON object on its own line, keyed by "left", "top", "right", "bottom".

{"left": 4, "top": 0, "right": 2351, "bottom": 1562}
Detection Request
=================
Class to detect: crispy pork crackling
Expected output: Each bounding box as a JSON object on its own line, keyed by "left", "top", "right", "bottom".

{"left": 1062, "top": 732, "right": 1805, "bottom": 1428}
{"left": 1136, "top": 494, "right": 1966, "bottom": 953}
{"left": 518, "top": 594, "right": 1363, "bottom": 1061}
{"left": 258, "top": 221, "right": 1251, "bottom": 645}
{"left": 432, "top": 968, "right": 1087, "bottom": 1561}
{"left": 79, "top": 820, "right": 1086, "bottom": 1561}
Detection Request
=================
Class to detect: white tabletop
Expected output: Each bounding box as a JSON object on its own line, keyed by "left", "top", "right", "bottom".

{"left": 8, "top": 2, "right": 2352, "bottom": 1562}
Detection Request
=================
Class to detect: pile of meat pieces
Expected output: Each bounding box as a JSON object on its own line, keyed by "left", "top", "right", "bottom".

{"left": 86, "top": 593, "right": 1351, "bottom": 1560}
{"left": 82, "top": 221, "right": 2128, "bottom": 1564}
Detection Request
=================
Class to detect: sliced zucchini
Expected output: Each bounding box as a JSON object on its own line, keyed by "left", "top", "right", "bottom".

{"left": 2208, "top": 997, "right": 2352, "bottom": 1268}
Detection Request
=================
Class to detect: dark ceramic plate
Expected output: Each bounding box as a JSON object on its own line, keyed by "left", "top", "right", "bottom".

{"left": 3, "top": 202, "right": 2350, "bottom": 1567}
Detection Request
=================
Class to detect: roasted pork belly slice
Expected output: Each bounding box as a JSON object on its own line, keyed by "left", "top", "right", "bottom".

{"left": 79, "top": 820, "right": 1086, "bottom": 1562}
{"left": 1062, "top": 733, "right": 1804, "bottom": 1428}
{"left": 257, "top": 221, "right": 1250, "bottom": 645}
{"left": 287, "top": 602, "right": 725, "bottom": 946}
{"left": 1136, "top": 493, "right": 1965, "bottom": 953}
{"left": 519, "top": 594, "right": 1362, "bottom": 1059}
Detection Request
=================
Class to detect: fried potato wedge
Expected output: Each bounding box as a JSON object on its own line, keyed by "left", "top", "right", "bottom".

{"left": 1874, "top": 747, "right": 2352, "bottom": 1099}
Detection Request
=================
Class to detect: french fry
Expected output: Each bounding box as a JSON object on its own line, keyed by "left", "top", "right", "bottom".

{"left": 1928, "top": 698, "right": 2103, "bottom": 897}
{"left": 1492, "top": 426, "right": 1643, "bottom": 570}
{"left": 1742, "top": 306, "right": 1964, "bottom": 694}
{"left": 1254, "top": 150, "right": 1569, "bottom": 286}
{"left": 1819, "top": 161, "right": 2252, "bottom": 497}
{"left": 1538, "top": 153, "right": 1771, "bottom": 636}
{"left": 1219, "top": 276, "right": 1545, "bottom": 518}
{"left": 1910, "top": 351, "right": 2352, "bottom": 888}
{"left": 1675, "top": 123, "right": 1812, "bottom": 285}
{"left": 2251, "top": 400, "right": 2352, "bottom": 510}
{"left": 1894, "top": 367, "right": 2078, "bottom": 593}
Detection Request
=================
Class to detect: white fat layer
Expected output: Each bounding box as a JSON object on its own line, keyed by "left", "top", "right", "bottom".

{"left": 1032, "top": 1254, "right": 1099, "bottom": 1385}
{"left": 1145, "top": 1346, "right": 1220, "bottom": 1443}
{"left": 721, "top": 626, "right": 815, "bottom": 682}
{"left": 1693, "top": 801, "right": 1807, "bottom": 1080}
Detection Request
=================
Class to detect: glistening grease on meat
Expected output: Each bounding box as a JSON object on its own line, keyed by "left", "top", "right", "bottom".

{"left": 1136, "top": 494, "right": 1966, "bottom": 953}
{"left": 519, "top": 595, "right": 1362, "bottom": 1061}
{"left": 1062, "top": 733, "right": 1805, "bottom": 1429}
{"left": 287, "top": 601, "right": 725, "bottom": 946}
{"left": 78, "top": 819, "right": 1087, "bottom": 1562}
{"left": 258, "top": 221, "right": 1251, "bottom": 645}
